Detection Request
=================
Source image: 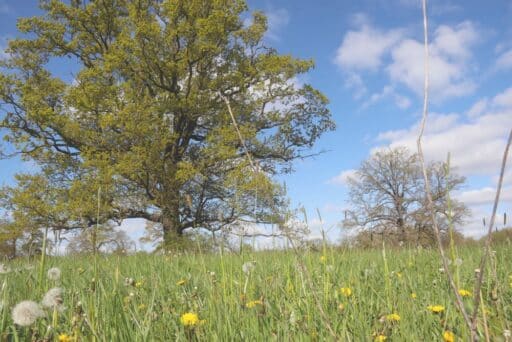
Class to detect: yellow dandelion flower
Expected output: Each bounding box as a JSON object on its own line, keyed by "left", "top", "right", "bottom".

{"left": 427, "top": 305, "right": 445, "bottom": 313}
{"left": 176, "top": 279, "right": 187, "bottom": 286}
{"left": 443, "top": 330, "right": 455, "bottom": 342}
{"left": 386, "top": 313, "right": 400, "bottom": 322}
{"left": 180, "top": 312, "right": 199, "bottom": 327}
{"left": 375, "top": 335, "right": 387, "bottom": 342}
{"left": 246, "top": 300, "right": 263, "bottom": 308}
{"left": 320, "top": 255, "right": 327, "bottom": 263}
{"left": 58, "top": 334, "right": 73, "bottom": 342}
{"left": 340, "top": 287, "right": 352, "bottom": 297}
{"left": 411, "top": 293, "right": 417, "bottom": 299}
{"left": 135, "top": 281, "right": 144, "bottom": 288}
{"left": 458, "top": 289, "right": 471, "bottom": 297}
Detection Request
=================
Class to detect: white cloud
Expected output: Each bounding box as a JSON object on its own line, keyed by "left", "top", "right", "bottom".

{"left": 328, "top": 169, "right": 357, "bottom": 186}
{"left": 335, "top": 24, "right": 403, "bottom": 71}
{"left": 495, "top": 49, "right": 512, "bottom": 71}
{"left": 455, "top": 187, "right": 512, "bottom": 206}
{"left": 374, "top": 87, "right": 512, "bottom": 177}
{"left": 362, "top": 85, "right": 411, "bottom": 110}
{"left": 466, "top": 98, "right": 488, "bottom": 118}
{"left": 344, "top": 72, "right": 367, "bottom": 99}
{"left": 387, "top": 21, "right": 479, "bottom": 100}
{"left": 492, "top": 87, "right": 512, "bottom": 107}
{"left": 265, "top": 8, "right": 290, "bottom": 42}
{"left": 336, "top": 20, "right": 480, "bottom": 103}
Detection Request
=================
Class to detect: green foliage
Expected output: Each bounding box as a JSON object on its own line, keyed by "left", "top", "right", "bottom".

{"left": 0, "top": 0, "right": 334, "bottom": 246}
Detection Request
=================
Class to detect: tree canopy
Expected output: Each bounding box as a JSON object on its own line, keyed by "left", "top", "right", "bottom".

{"left": 0, "top": 0, "right": 334, "bottom": 248}
{"left": 343, "top": 147, "right": 469, "bottom": 246}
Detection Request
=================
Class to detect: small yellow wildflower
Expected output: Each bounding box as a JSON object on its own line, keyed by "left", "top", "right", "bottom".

{"left": 338, "top": 303, "right": 345, "bottom": 312}
{"left": 375, "top": 335, "right": 387, "bottom": 342}
{"left": 246, "top": 300, "right": 263, "bottom": 308}
{"left": 176, "top": 279, "right": 187, "bottom": 286}
{"left": 386, "top": 313, "right": 400, "bottom": 322}
{"left": 458, "top": 289, "right": 471, "bottom": 297}
{"left": 135, "top": 280, "right": 144, "bottom": 288}
{"left": 180, "top": 312, "right": 199, "bottom": 327}
{"left": 340, "top": 287, "right": 352, "bottom": 297}
{"left": 443, "top": 330, "right": 455, "bottom": 342}
{"left": 411, "top": 293, "right": 417, "bottom": 299}
{"left": 138, "top": 304, "right": 147, "bottom": 311}
{"left": 320, "top": 255, "right": 327, "bottom": 263}
{"left": 427, "top": 305, "right": 445, "bottom": 314}
{"left": 396, "top": 272, "right": 402, "bottom": 278}
{"left": 58, "top": 334, "right": 73, "bottom": 342}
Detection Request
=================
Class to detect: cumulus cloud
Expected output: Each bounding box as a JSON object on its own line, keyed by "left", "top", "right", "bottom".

{"left": 335, "top": 19, "right": 480, "bottom": 104}
{"left": 387, "top": 21, "right": 479, "bottom": 100}
{"left": 374, "top": 88, "right": 512, "bottom": 176}
{"left": 335, "top": 24, "right": 403, "bottom": 71}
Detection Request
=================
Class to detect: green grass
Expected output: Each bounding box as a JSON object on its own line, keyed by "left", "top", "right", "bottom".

{"left": 0, "top": 245, "right": 511, "bottom": 341}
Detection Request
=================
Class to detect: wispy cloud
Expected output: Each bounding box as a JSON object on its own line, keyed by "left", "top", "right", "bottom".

{"left": 327, "top": 169, "right": 357, "bottom": 186}
{"left": 264, "top": 8, "right": 290, "bottom": 42}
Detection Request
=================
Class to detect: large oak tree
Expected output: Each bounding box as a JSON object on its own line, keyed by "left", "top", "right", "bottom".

{"left": 0, "top": 0, "right": 334, "bottom": 247}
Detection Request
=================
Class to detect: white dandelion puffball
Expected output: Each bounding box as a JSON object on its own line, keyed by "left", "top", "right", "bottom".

{"left": 47, "top": 267, "right": 61, "bottom": 281}
{"left": 242, "top": 261, "right": 256, "bottom": 275}
{"left": 41, "top": 287, "right": 64, "bottom": 312}
{"left": 0, "top": 264, "right": 11, "bottom": 274}
{"left": 12, "top": 301, "right": 45, "bottom": 326}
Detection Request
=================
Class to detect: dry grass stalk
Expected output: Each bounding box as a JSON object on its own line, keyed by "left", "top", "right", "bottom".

{"left": 417, "top": 0, "right": 473, "bottom": 335}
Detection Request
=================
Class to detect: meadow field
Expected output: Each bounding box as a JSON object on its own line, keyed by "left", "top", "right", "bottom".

{"left": 0, "top": 245, "right": 510, "bottom": 341}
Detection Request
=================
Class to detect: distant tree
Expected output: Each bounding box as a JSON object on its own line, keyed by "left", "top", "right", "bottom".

{"left": 343, "top": 147, "right": 469, "bottom": 246}
{"left": 0, "top": 0, "right": 334, "bottom": 248}
{"left": 66, "top": 224, "right": 135, "bottom": 255}
{"left": 0, "top": 218, "right": 18, "bottom": 259}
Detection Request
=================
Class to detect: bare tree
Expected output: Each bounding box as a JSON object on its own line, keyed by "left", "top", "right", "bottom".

{"left": 343, "top": 147, "right": 468, "bottom": 245}
{"left": 66, "top": 224, "right": 134, "bottom": 255}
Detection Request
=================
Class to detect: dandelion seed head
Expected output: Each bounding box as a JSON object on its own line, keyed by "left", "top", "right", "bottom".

{"left": 12, "top": 300, "right": 45, "bottom": 326}
{"left": 0, "top": 264, "right": 11, "bottom": 274}
{"left": 47, "top": 267, "right": 61, "bottom": 281}
{"left": 42, "top": 287, "right": 65, "bottom": 312}
{"left": 242, "top": 261, "right": 256, "bottom": 275}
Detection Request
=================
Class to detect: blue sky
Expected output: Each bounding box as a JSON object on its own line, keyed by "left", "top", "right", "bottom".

{"left": 1, "top": 0, "right": 511, "bottom": 249}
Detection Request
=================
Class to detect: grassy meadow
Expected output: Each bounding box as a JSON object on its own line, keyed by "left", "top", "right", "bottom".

{"left": 0, "top": 245, "right": 511, "bottom": 341}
